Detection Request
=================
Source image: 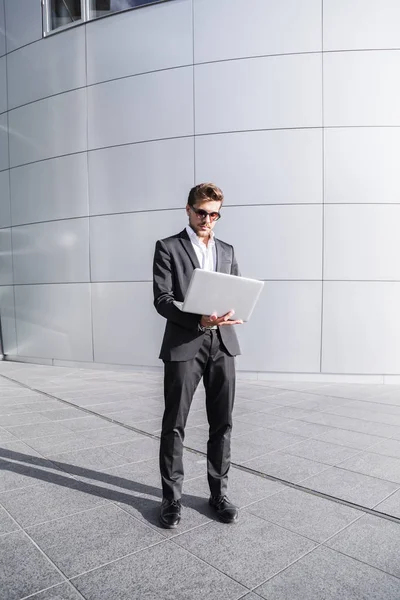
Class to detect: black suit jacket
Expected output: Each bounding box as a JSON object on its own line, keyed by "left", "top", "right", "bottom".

{"left": 153, "top": 229, "right": 241, "bottom": 361}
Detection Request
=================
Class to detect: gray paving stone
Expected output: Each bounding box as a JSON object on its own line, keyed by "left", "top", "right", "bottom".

{"left": 0, "top": 530, "right": 63, "bottom": 599}
{"left": 232, "top": 430, "right": 306, "bottom": 463}
{"left": 339, "top": 451, "right": 400, "bottom": 483}
{"left": 54, "top": 391, "right": 109, "bottom": 401}
{"left": 292, "top": 396, "right": 353, "bottom": 411}
{"left": 301, "top": 467, "right": 399, "bottom": 507}
{"left": 120, "top": 415, "right": 161, "bottom": 433}
{"left": 387, "top": 427, "right": 400, "bottom": 441}
{"left": 0, "top": 390, "right": 39, "bottom": 400}
{"left": 283, "top": 439, "right": 361, "bottom": 466}
{"left": 233, "top": 404, "right": 273, "bottom": 418}
{"left": 234, "top": 399, "right": 281, "bottom": 413}
{"left": 231, "top": 421, "right": 265, "bottom": 437}
{"left": 61, "top": 415, "right": 111, "bottom": 432}
{"left": 267, "top": 391, "right": 329, "bottom": 406}
{"left": 99, "top": 408, "right": 162, "bottom": 425}
{"left": 0, "top": 439, "right": 49, "bottom": 463}
{"left": 185, "top": 408, "right": 209, "bottom": 427}
{"left": 25, "top": 431, "right": 101, "bottom": 454}
{"left": 72, "top": 540, "right": 247, "bottom": 600}
{"left": 84, "top": 399, "right": 143, "bottom": 412}
{"left": 0, "top": 452, "right": 77, "bottom": 493}
{"left": 27, "top": 583, "right": 83, "bottom": 599}
{"left": 27, "top": 503, "right": 163, "bottom": 578}
{"left": 244, "top": 429, "right": 306, "bottom": 447}
{"left": 367, "top": 394, "right": 400, "bottom": 408}
{"left": 7, "top": 366, "right": 400, "bottom": 598}
{"left": 0, "top": 427, "right": 17, "bottom": 442}
{"left": 225, "top": 466, "right": 285, "bottom": 507}
{"left": 96, "top": 400, "right": 161, "bottom": 417}
{"left": 298, "top": 411, "right": 400, "bottom": 437}
{"left": 0, "top": 412, "right": 53, "bottom": 427}
{"left": 327, "top": 405, "right": 400, "bottom": 426}
{"left": 247, "top": 487, "right": 361, "bottom": 542}
{"left": 341, "top": 387, "right": 389, "bottom": 400}
{"left": 241, "top": 381, "right": 291, "bottom": 390}
{"left": 313, "top": 384, "right": 375, "bottom": 399}
{"left": 0, "top": 399, "right": 63, "bottom": 415}
{"left": 322, "top": 405, "right": 384, "bottom": 420}
{"left": 0, "top": 505, "right": 18, "bottom": 535}
{"left": 256, "top": 392, "right": 317, "bottom": 406}
{"left": 268, "top": 420, "right": 334, "bottom": 438}
{"left": 4, "top": 421, "right": 72, "bottom": 440}
{"left": 374, "top": 489, "right": 400, "bottom": 518}
{"left": 235, "top": 388, "right": 277, "bottom": 401}
{"left": 184, "top": 468, "right": 283, "bottom": 510}
{"left": 81, "top": 424, "right": 143, "bottom": 445}
{"left": 174, "top": 511, "right": 316, "bottom": 588}
{"left": 235, "top": 412, "right": 290, "bottom": 429}
{"left": 231, "top": 439, "right": 273, "bottom": 463}
{"left": 0, "top": 478, "right": 107, "bottom": 528}
{"left": 102, "top": 411, "right": 161, "bottom": 429}
{"left": 67, "top": 393, "right": 132, "bottom": 407}
{"left": 39, "top": 407, "right": 86, "bottom": 421}
{"left": 256, "top": 545, "right": 400, "bottom": 600}
{"left": 0, "top": 396, "right": 41, "bottom": 407}
{"left": 56, "top": 386, "right": 123, "bottom": 397}
{"left": 76, "top": 450, "right": 204, "bottom": 493}
{"left": 268, "top": 405, "right": 319, "bottom": 421}
{"left": 75, "top": 456, "right": 211, "bottom": 536}
{"left": 314, "top": 428, "right": 386, "bottom": 450}
{"left": 184, "top": 426, "right": 209, "bottom": 450}
{"left": 244, "top": 451, "right": 331, "bottom": 483}
{"left": 364, "top": 438, "right": 400, "bottom": 459}
{"left": 345, "top": 399, "right": 400, "bottom": 416}
{"left": 48, "top": 445, "right": 131, "bottom": 474}
{"left": 108, "top": 437, "right": 160, "bottom": 462}
{"left": 327, "top": 514, "right": 400, "bottom": 578}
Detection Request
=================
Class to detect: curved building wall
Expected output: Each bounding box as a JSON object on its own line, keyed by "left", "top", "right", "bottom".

{"left": 0, "top": 0, "right": 400, "bottom": 381}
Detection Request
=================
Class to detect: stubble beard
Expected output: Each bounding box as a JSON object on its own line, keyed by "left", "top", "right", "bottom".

{"left": 197, "top": 226, "right": 211, "bottom": 239}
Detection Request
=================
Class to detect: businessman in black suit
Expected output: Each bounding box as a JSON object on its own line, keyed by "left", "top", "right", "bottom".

{"left": 153, "top": 183, "right": 243, "bottom": 529}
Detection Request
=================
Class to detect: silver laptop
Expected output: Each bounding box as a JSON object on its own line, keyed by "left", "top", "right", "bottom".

{"left": 173, "top": 269, "right": 264, "bottom": 322}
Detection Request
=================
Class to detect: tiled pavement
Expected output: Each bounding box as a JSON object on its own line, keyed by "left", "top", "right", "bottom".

{"left": 2, "top": 363, "right": 400, "bottom": 598}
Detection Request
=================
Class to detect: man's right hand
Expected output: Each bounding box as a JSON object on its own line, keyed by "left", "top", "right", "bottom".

{"left": 200, "top": 311, "right": 243, "bottom": 328}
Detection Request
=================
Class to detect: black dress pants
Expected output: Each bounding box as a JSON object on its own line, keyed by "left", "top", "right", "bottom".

{"left": 160, "top": 329, "right": 235, "bottom": 500}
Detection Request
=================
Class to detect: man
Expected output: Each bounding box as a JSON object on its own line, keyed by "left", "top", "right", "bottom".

{"left": 153, "top": 183, "right": 243, "bottom": 529}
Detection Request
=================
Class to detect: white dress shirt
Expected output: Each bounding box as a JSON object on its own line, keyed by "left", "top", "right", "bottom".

{"left": 186, "top": 225, "right": 216, "bottom": 271}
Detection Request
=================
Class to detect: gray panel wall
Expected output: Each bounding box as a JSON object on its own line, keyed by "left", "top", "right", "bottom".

{"left": 1, "top": 0, "right": 400, "bottom": 379}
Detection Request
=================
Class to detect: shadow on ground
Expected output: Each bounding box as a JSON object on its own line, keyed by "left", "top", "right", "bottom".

{"left": 0, "top": 446, "right": 214, "bottom": 529}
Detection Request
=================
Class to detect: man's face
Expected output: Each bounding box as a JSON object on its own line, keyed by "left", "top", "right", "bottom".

{"left": 186, "top": 200, "right": 222, "bottom": 239}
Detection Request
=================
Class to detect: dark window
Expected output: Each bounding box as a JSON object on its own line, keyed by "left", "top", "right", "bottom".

{"left": 50, "top": 0, "right": 82, "bottom": 31}
{"left": 91, "top": 0, "right": 158, "bottom": 19}
{"left": 44, "top": 0, "right": 168, "bottom": 35}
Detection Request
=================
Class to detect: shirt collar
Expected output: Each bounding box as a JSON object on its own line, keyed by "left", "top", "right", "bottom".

{"left": 185, "top": 225, "right": 215, "bottom": 247}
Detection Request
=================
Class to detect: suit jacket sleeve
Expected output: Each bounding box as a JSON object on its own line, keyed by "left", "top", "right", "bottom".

{"left": 230, "top": 247, "right": 241, "bottom": 277}
{"left": 153, "top": 239, "right": 201, "bottom": 331}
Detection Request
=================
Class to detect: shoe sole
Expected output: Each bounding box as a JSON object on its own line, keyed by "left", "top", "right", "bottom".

{"left": 209, "top": 503, "right": 239, "bottom": 524}
{"left": 217, "top": 513, "right": 238, "bottom": 524}
{"left": 159, "top": 516, "right": 180, "bottom": 529}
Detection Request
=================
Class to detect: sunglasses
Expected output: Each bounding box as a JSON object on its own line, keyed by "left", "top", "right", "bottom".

{"left": 190, "top": 206, "right": 221, "bottom": 222}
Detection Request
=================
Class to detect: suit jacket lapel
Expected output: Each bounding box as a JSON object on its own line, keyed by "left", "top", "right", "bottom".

{"left": 179, "top": 229, "right": 200, "bottom": 270}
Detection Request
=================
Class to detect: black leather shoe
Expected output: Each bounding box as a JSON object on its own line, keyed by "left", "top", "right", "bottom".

{"left": 159, "top": 498, "right": 181, "bottom": 529}
{"left": 209, "top": 495, "right": 238, "bottom": 523}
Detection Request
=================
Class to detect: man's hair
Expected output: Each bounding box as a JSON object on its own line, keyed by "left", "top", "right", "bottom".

{"left": 187, "top": 183, "right": 224, "bottom": 207}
